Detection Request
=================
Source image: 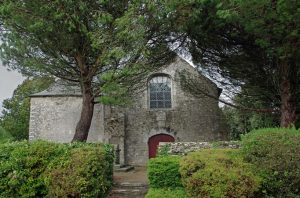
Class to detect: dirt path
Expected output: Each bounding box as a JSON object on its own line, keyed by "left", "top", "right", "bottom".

{"left": 114, "top": 166, "right": 148, "bottom": 184}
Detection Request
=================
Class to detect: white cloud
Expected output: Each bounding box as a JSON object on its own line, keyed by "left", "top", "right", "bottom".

{"left": 0, "top": 61, "right": 25, "bottom": 111}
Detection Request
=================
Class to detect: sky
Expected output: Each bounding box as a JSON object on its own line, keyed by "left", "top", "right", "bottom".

{"left": 0, "top": 60, "right": 25, "bottom": 111}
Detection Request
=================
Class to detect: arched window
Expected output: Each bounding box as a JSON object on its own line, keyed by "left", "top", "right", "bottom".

{"left": 149, "top": 75, "right": 172, "bottom": 109}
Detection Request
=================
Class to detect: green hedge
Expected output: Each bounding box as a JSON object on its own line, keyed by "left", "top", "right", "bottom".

{"left": 0, "top": 140, "right": 114, "bottom": 198}
{"left": 241, "top": 128, "right": 300, "bottom": 197}
{"left": 146, "top": 188, "right": 189, "bottom": 198}
{"left": 180, "top": 149, "right": 261, "bottom": 198}
{"left": 147, "top": 156, "right": 182, "bottom": 188}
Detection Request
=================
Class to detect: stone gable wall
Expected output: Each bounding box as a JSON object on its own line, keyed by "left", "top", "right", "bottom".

{"left": 29, "top": 96, "right": 107, "bottom": 142}
{"left": 121, "top": 57, "right": 229, "bottom": 165}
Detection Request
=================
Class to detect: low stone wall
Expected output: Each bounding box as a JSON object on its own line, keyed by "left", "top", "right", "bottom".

{"left": 158, "top": 141, "right": 240, "bottom": 156}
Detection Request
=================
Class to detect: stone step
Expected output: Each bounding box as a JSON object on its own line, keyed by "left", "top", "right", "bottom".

{"left": 111, "top": 188, "right": 147, "bottom": 194}
{"left": 109, "top": 189, "right": 147, "bottom": 198}
{"left": 108, "top": 189, "right": 147, "bottom": 197}
{"left": 115, "top": 182, "right": 148, "bottom": 188}
{"left": 108, "top": 182, "right": 148, "bottom": 198}
{"left": 114, "top": 165, "right": 134, "bottom": 172}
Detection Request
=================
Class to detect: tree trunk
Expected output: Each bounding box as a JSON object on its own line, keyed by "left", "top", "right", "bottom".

{"left": 279, "top": 61, "right": 296, "bottom": 127}
{"left": 72, "top": 80, "right": 94, "bottom": 142}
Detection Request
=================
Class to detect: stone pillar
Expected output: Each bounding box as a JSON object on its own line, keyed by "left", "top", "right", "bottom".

{"left": 119, "top": 136, "right": 125, "bottom": 165}
{"left": 105, "top": 106, "right": 126, "bottom": 166}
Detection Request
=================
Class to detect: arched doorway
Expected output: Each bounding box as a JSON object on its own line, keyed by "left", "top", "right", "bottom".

{"left": 148, "top": 134, "right": 175, "bottom": 158}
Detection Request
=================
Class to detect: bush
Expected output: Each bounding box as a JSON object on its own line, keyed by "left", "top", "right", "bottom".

{"left": 45, "top": 144, "right": 114, "bottom": 198}
{"left": 241, "top": 128, "right": 300, "bottom": 197}
{"left": 0, "top": 141, "right": 65, "bottom": 197}
{"left": 147, "top": 156, "right": 182, "bottom": 188}
{"left": 180, "top": 149, "right": 261, "bottom": 198}
{"left": 157, "top": 144, "right": 171, "bottom": 156}
{"left": 0, "top": 140, "right": 114, "bottom": 198}
{"left": 146, "top": 188, "right": 189, "bottom": 198}
{"left": 0, "top": 126, "right": 13, "bottom": 143}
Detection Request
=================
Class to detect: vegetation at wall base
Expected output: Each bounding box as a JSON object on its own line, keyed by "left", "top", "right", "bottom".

{"left": 240, "top": 128, "right": 300, "bottom": 197}
{"left": 147, "top": 128, "right": 300, "bottom": 197}
{"left": 145, "top": 188, "right": 189, "bottom": 198}
{"left": 147, "top": 156, "right": 182, "bottom": 189}
{"left": 222, "top": 103, "right": 279, "bottom": 140}
{"left": 157, "top": 144, "right": 171, "bottom": 157}
{"left": 0, "top": 126, "right": 13, "bottom": 143}
{"left": 180, "top": 149, "right": 261, "bottom": 198}
{"left": 0, "top": 140, "right": 114, "bottom": 198}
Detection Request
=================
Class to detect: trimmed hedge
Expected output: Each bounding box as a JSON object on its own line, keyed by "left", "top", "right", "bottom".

{"left": 145, "top": 188, "right": 189, "bottom": 198}
{"left": 0, "top": 140, "right": 114, "bottom": 198}
{"left": 241, "top": 128, "right": 300, "bottom": 197}
{"left": 180, "top": 149, "right": 261, "bottom": 198}
{"left": 147, "top": 156, "right": 182, "bottom": 188}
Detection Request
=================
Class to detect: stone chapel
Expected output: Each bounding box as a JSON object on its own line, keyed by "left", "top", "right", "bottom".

{"left": 29, "top": 56, "right": 228, "bottom": 165}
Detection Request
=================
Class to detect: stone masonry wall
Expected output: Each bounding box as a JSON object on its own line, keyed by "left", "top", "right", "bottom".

{"left": 29, "top": 56, "right": 229, "bottom": 166}
{"left": 158, "top": 141, "right": 240, "bottom": 156}
{"left": 122, "top": 57, "right": 229, "bottom": 165}
{"left": 29, "top": 96, "right": 108, "bottom": 143}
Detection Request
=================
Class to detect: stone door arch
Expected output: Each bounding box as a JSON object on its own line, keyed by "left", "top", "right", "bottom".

{"left": 148, "top": 134, "right": 175, "bottom": 158}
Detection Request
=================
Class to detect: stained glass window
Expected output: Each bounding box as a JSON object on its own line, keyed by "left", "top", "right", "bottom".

{"left": 149, "top": 76, "right": 172, "bottom": 109}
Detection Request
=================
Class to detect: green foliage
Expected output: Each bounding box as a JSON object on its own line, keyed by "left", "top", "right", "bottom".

{"left": 240, "top": 128, "right": 300, "bottom": 197}
{"left": 45, "top": 143, "right": 114, "bottom": 198}
{"left": 0, "top": 126, "right": 13, "bottom": 143}
{"left": 0, "top": 141, "right": 65, "bottom": 197}
{"left": 180, "top": 149, "right": 261, "bottom": 198}
{"left": 147, "top": 156, "right": 182, "bottom": 189}
{"left": 157, "top": 144, "right": 171, "bottom": 156}
{"left": 169, "top": 0, "right": 300, "bottom": 126}
{"left": 0, "top": 0, "right": 175, "bottom": 141}
{"left": 0, "top": 0, "right": 174, "bottom": 105}
{"left": 0, "top": 141, "right": 114, "bottom": 198}
{"left": 222, "top": 0, "right": 300, "bottom": 58}
{"left": 211, "top": 141, "right": 240, "bottom": 149}
{"left": 98, "top": 71, "right": 131, "bottom": 106}
{"left": 0, "top": 77, "right": 54, "bottom": 140}
{"left": 146, "top": 188, "right": 189, "bottom": 198}
{"left": 223, "top": 103, "right": 278, "bottom": 140}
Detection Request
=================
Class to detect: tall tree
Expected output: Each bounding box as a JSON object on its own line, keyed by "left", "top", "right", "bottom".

{"left": 168, "top": 0, "right": 300, "bottom": 127}
{"left": 222, "top": 93, "right": 279, "bottom": 140}
{"left": 0, "top": 0, "right": 174, "bottom": 141}
{"left": 0, "top": 77, "right": 54, "bottom": 140}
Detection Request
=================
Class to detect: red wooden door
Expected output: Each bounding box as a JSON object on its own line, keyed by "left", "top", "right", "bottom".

{"left": 148, "top": 134, "right": 175, "bottom": 158}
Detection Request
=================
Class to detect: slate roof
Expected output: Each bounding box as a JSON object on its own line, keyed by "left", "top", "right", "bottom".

{"left": 31, "top": 80, "right": 82, "bottom": 97}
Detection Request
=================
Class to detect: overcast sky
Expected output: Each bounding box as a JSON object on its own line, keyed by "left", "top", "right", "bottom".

{"left": 0, "top": 61, "right": 25, "bottom": 111}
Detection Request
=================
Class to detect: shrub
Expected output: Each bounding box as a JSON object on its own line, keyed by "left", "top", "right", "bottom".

{"left": 241, "top": 128, "right": 300, "bottom": 197}
{"left": 0, "top": 140, "right": 114, "bottom": 198}
{"left": 0, "top": 126, "right": 13, "bottom": 143}
{"left": 0, "top": 141, "right": 66, "bottom": 197}
{"left": 146, "top": 188, "right": 189, "bottom": 198}
{"left": 45, "top": 143, "right": 114, "bottom": 198}
{"left": 147, "top": 156, "right": 182, "bottom": 188}
{"left": 180, "top": 149, "right": 261, "bottom": 198}
{"left": 157, "top": 143, "right": 171, "bottom": 156}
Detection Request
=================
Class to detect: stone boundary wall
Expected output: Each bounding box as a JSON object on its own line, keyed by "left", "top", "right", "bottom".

{"left": 158, "top": 141, "right": 240, "bottom": 155}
